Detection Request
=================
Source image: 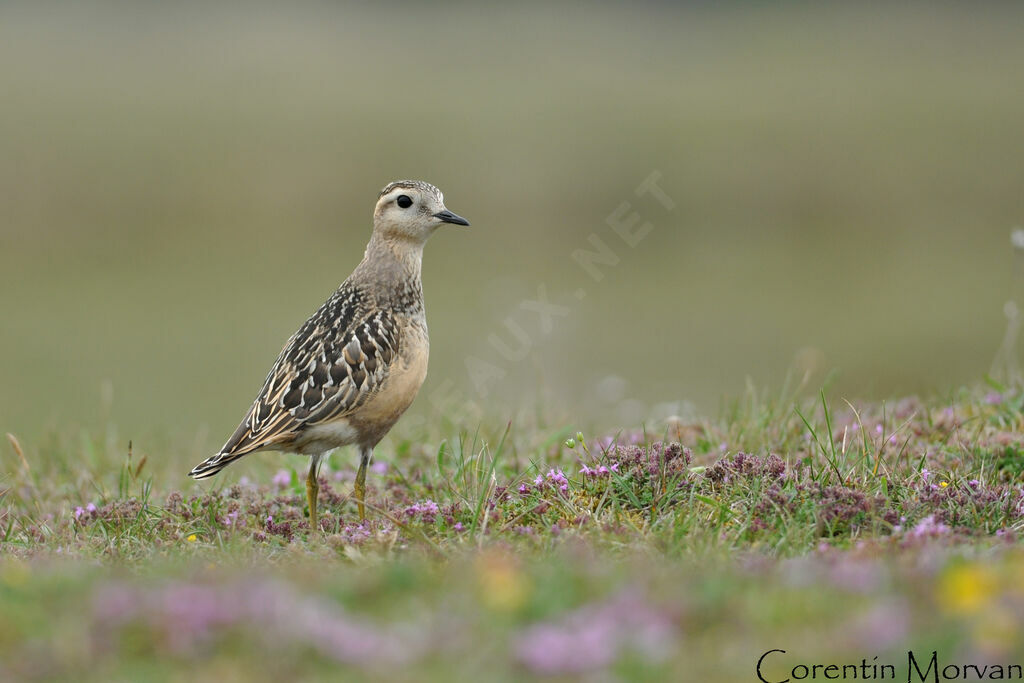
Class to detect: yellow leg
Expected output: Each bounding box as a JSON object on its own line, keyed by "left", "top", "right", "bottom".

{"left": 355, "top": 447, "right": 371, "bottom": 521}
{"left": 306, "top": 455, "right": 321, "bottom": 531}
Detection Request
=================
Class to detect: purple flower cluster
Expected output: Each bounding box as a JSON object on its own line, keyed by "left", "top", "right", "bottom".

{"left": 404, "top": 500, "right": 440, "bottom": 523}
{"left": 575, "top": 443, "right": 692, "bottom": 497}
{"left": 519, "top": 468, "right": 570, "bottom": 496}
{"left": 264, "top": 514, "right": 295, "bottom": 541}
{"left": 612, "top": 442, "right": 692, "bottom": 479}
{"left": 705, "top": 452, "right": 784, "bottom": 484}
{"left": 220, "top": 509, "right": 242, "bottom": 528}
{"left": 92, "top": 579, "right": 420, "bottom": 666}
{"left": 515, "top": 591, "right": 677, "bottom": 675}
{"left": 74, "top": 502, "right": 97, "bottom": 521}
{"left": 545, "top": 468, "right": 569, "bottom": 492}
{"left": 332, "top": 522, "right": 373, "bottom": 545}
{"left": 901, "top": 514, "right": 951, "bottom": 539}
{"left": 579, "top": 463, "right": 620, "bottom": 477}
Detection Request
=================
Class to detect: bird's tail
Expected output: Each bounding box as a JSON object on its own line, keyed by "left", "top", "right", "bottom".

{"left": 188, "top": 451, "right": 246, "bottom": 480}
{"left": 189, "top": 417, "right": 272, "bottom": 480}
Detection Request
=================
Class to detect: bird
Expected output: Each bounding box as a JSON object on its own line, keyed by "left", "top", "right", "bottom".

{"left": 188, "top": 180, "right": 470, "bottom": 529}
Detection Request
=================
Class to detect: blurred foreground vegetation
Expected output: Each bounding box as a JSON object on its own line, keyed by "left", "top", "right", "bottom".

{"left": 3, "top": 3, "right": 1024, "bottom": 680}
{"left": 3, "top": 384, "right": 1024, "bottom": 680}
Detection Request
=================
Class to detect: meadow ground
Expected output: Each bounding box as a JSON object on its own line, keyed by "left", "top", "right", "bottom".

{"left": 3, "top": 382, "right": 1024, "bottom": 681}
{"left": 3, "top": 4, "right": 1023, "bottom": 681}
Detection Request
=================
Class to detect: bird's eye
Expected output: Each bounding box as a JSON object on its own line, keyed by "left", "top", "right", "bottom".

{"left": 396, "top": 195, "right": 413, "bottom": 209}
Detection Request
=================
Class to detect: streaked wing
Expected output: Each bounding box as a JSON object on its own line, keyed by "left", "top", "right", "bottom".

{"left": 218, "top": 286, "right": 400, "bottom": 457}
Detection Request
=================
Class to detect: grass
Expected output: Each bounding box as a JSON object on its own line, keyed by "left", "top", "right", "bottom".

{"left": 2, "top": 383, "right": 1024, "bottom": 681}
{"left": 3, "top": 5, "right": 1023, "bottom": 680}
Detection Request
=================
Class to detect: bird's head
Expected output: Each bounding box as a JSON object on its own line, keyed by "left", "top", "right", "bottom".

{"left": 372, "top": 180, "right": 470, "bottom": 244}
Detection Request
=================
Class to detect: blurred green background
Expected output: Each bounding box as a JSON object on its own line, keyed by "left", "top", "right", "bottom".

{"left": 2, "top": 2, "right": 1023, "bottom": 447}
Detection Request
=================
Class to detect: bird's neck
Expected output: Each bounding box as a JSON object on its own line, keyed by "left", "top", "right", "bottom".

{"left": 355, "top": 232, "right": 425, "bottom": 302}
{"left": 362, "top": 231, "right": 424, "bottom": 273}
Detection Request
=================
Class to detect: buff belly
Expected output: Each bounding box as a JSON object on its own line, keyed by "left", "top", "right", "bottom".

{"left": 290, "top": 337, "right": 429, "bottom": 454}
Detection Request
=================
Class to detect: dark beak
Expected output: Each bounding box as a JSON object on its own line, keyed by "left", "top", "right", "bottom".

{"left": 433, "top": 209, "right": 470, "bottom": 226}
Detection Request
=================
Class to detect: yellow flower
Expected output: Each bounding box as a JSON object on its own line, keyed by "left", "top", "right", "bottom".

{"left": 186, "top": 534, "right": 197, "bottom": 543}
{"left": 939, "top": 563, "right": 999, "bottom": 616}
{"left": 475, "top": 550, "right": 530, "bottom": 612}
{"left": 940, "top": 481, "right": 949, "bottom": 488}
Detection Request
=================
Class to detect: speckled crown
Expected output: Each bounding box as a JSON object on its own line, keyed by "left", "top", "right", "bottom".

{"left": 378, "top": 180, "right": 443, "bottom": 202}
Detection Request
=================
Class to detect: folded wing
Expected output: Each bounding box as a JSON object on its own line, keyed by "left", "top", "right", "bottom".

{"left": 189, "top": 286, "right": 400, "bottom": 479}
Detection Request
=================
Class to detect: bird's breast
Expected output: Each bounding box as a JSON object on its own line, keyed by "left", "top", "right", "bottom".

{"left": 348, "top": 321, "right": 428, "bottom": 445}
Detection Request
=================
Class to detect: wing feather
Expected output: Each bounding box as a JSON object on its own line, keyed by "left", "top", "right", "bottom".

{"left": 190, "top": 284, "right": 401, "bottom": 476}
